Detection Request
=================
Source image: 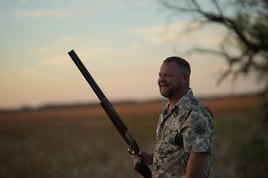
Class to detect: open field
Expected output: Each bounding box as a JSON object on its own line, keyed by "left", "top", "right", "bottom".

{"left": 0, "top": 94, "right": 267, "bottom": 178}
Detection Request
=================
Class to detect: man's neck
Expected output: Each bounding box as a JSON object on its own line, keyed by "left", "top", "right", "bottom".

{"left": 167, "top": 88, "right": 190, "bottom": 111}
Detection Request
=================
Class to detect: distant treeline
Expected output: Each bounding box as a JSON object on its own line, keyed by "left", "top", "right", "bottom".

{"left": 0, "top": 91, "right": 264, "bottom": 113}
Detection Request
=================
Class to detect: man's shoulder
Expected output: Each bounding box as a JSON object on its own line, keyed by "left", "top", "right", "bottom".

{"left": 181, "top": 93, "right": 202, "bottom": 109}
{"left": 184, "top": 95, "right": 213, "bottom": 118}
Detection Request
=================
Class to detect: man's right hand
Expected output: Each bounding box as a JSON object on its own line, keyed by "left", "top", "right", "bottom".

{"left": 131, "top": 151, "right": 153, "bottom": 168}
{"left": 131, "top": 151, "right": 153, "bottom": 178}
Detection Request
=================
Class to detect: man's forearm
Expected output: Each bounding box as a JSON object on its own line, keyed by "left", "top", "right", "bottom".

{"left": 141, "top": 152, "right": 153, "bottom": 165}
{"left": 146, "top": 153, "right": 154, "bottom": 165}
{"left": 185, "top": 152, "right": 208, "bottom": 178}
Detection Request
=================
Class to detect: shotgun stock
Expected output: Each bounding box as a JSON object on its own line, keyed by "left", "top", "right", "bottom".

{"left": 68, "top": 49, "right": 152, "bottom": 178}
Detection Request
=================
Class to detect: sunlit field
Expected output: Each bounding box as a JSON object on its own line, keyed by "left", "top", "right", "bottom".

{"left": 0, "top": 94, "right": 267, "bottom": 178}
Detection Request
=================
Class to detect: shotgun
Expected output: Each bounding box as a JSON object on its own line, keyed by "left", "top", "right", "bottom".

{"left": 68, "top": 49, "right": 152, "bottom": 178}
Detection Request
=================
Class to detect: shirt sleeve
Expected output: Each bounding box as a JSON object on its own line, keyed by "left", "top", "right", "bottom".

{"left": 181, "top": 110, "right": 213, "bottom": 153}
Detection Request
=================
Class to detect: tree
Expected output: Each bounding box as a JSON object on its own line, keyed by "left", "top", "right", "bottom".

{"left": 159, "top": 0, "right": 268, "bottom": 100}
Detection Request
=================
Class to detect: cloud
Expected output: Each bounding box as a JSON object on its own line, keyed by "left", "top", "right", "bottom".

{"left": 32, "top": 35, "right": 116, "bottom": 69}
{"left": 129, "top": 22, "right": 181, "bottom": 45}
{"left": 129, "top": 21, "right": 227, "bottom": 50}
{"left": 15, "top": 8, "right": 89, "bottom": 18}
{"left": 18, "top": 0, "right": 30, "bottom": 4}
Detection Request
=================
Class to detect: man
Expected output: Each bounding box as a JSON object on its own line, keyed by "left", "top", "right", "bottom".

{"left": 132, "top": 56, "right": 214, "bottom": 178}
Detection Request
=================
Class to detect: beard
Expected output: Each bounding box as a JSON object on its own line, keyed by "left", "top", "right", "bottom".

{"left": 160, "top": 88, "right": 173, "bottom": 98}
{"left": 159, "top": 82, "right": 183, "bottom": 98}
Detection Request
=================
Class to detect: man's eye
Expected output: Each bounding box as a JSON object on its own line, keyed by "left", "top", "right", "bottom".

{"left": 159, "top": 73, "right": 174, "bottom": 78}
{"left": 167, "top": 74, "right": 173, "bottom": 77}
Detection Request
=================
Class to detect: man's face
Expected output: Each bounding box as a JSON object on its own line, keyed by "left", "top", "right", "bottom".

{"left": 158, "top": 62, "right": 184, "bottom": 98}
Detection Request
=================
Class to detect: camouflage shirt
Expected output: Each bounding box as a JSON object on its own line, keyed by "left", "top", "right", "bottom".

{"left": 153, "top": 89, "right": 214, "bottom": 178}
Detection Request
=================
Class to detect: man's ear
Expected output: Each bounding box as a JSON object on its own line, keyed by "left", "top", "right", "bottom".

{"left": 182, "top": 75, "right": 189, "bottom": 83}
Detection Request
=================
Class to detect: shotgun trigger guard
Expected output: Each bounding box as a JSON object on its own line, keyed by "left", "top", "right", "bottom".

{"left": 128, "top": 147, "right": 135, "bottom": 155}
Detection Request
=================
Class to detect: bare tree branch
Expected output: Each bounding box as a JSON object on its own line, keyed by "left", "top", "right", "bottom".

{"left": 160, "top": 0, "right": 268, "bottom": 86}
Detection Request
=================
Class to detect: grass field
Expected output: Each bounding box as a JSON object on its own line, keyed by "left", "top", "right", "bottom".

{"left": 0, "top": 94, "right": 267, "bottom": 178}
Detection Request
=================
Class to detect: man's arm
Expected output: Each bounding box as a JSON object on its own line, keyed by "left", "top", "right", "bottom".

{"left": 185, "top": 152, "right": 208, "bottom": 178}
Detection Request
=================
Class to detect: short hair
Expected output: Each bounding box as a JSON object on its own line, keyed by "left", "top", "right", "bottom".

{"left": 163, "top": 56, "right": 191, "bottom": 76}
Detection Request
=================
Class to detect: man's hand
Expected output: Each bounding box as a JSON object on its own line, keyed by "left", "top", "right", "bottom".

{"left": 131, "top": 151, "right": 153, "bottom": 169}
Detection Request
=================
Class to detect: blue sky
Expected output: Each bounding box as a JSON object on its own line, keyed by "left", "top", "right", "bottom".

{"left": 0, "top": 0, "right": 264, "bottom": 109}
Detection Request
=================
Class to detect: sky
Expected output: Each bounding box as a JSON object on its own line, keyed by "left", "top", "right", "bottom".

{"left": 0, "top": 0, "right": 265, "bottom": 109}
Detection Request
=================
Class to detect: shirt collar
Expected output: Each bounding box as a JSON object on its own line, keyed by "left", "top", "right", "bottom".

{"left": 162, "top": 88, "right": 193, "bottom": 115}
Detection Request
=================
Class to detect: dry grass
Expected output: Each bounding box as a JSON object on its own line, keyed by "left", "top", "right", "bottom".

{"left": 202, "top": 95, "right": 261, "bottom": 112}
{"left": 0, "top": 94, "right": 267, "bottom": 178}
